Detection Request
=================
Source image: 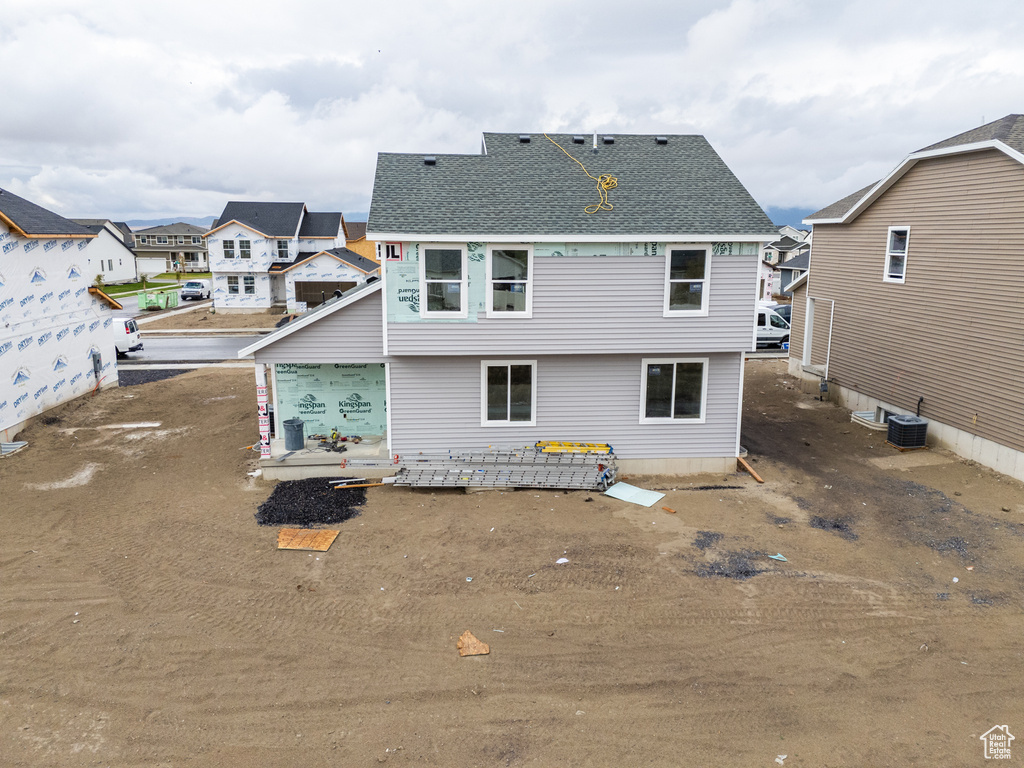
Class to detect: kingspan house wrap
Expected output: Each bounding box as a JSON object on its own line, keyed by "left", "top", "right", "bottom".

{"left": 240, "top": 132, "right": 776, "bottom": 476}
{"left": 0, "top": 188, "right": 121, "bottom": 442}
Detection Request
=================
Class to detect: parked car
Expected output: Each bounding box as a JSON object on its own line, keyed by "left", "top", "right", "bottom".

{"left": 180, "top": 279, "right": 211, "bottom": 300}
{"left": 771, "top": 304, "right": 792, "bottom": 324}
{"left": 114, "top": 317, "right": 143, "bottom": 358}
{"left": 756, "top": 307, "right": 790, "bottom": 348}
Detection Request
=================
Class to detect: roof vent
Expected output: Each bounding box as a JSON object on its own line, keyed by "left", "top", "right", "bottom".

{"left": 423, "top": 156, "right": 436, "bottom": 166}
{"left": 572, "top": 135, "right": 585, "bottom": 144}
{"left": 656, "top": 136, "right": 668, "bottom": 145}
{"left": 519, "top": 134, "right": 531, "bottom": 143}
{"left": 603, "top": 136, "right": 615, "bottom": 145}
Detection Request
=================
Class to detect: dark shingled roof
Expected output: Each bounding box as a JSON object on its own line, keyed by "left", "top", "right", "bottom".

{"left": 134, "top": 222, "right": 209, "bottom": 236}
{"left": 778, "top": 251, "right": 810, "bottom": 271}
{"left": 919, "top": 114, "right": 1024, "bottom": 154}
{"left": 216, "top": 201, "right": 307, "bottom": 237}
{"left": 806, "top": 182, "right": 876, "bottom": 222}
{"left": 298, "top": 211, "right": 343, "bottom": 238}
{"left": 367, "top": 132, "right": 775, "bottom": 237}
{"left": 269, "top": 247, "right": 378, "bottom": 274}
{"left": 345, "top": 221, "right": 367, "bottom": 240}
{"left": 0, "top": 188, "right": 95, "bottom": 237}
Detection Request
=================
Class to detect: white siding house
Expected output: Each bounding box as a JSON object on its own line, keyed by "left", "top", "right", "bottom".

{"left": 240, "top": 133, "right": 776, "bottom": 475}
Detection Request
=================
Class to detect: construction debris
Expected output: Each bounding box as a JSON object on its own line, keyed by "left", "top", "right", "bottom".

{"left": 603, "top": 482, "right": 665, "bottom": 507}
{"left": 737, "top": 456, "right": 764, "bottom": 483}
{"left": 457, "top": 631, "right": 490, "bottom": 657}
{"left": 256, "top": 478, "right": 365, "bottom": 526}
{"left": 277, "top": 528, "right": 340, "bottom": 551}
{"left": 394, "top": 447, "right": 616, "bottom": 490}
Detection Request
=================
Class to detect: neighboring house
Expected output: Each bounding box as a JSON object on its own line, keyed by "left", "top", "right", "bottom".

{"left": 790, "top": 113, "right": 1024, "bottom": 482}
{"left": 70, "top": 219, "right": 138, "bottom": 285}
{"left": 758, "top": 259, "right": 780, "bottom": 301}
{"left": 239, "top": 132, "right": 776, "bottom": 475}
{"left": 134, "top": 223, "right": 209, "bottom": 276}
{"left": 776, "top": 251, "right": 809, "bottom": 297}
{"left": 0, "top": 189, "right": 121, "bottom": 442}
{"left": 763, "top": 231, "right": 810, "bottom": 265}
{"left": 206, "top": 202, "right": 373, "bottom": 313}
{"left": 342, "top": 220, "right": 379, "bottom": 263}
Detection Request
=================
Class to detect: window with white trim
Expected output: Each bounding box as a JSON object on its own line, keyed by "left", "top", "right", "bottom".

{"left": 192, "top": 235, "right": 202, "bottom": 245}
{"left": 884, "top": 226, "right": 909, "bottom": 283}
{"left": 227, "top": 276, "right": 239, "bottom": 294}
{"left": 384, "top": 243, "right": 403, "bottom": 261}
{"left": 277, "top": 240, "right": 289, "bottom": 259}
{"left": 138, "top": 235, "right": 148, "bottom": 244}
{"left": 640, "top": 358, "right": 707, "bottom": 423}
{"left": 223, "top": 239, "right": 235, "bottom": 258}
{"left": 664, "top": 245, "right": 710, "bottom": 315}
{"left": 177, "top": 235, "right": 185, "bottom": 244}
{"left": 243, "top": 275, "right": 255, "bottom": 295}
{"left": 156, "top": 235, "right": 169, "bottom": 245}
{"left": 482, "top": 360, "right": 536, "bottom": 425}
{"left": 421, "top": 245, "right": 467, "bottom": 317}
{"left": 486, "top": 245, "right": 532, "bottom": 316}
{"left": 239, "top": 239, "right": 251, "bottom": 259}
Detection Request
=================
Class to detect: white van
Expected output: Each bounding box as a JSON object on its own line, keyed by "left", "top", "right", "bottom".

{"left": 756, "top": 306, "right": 790, "bottom": 348}
{"left": 114, "top": 317, "right": 143, "bottom": 358}
{"left": 180, "top": 279, "right": 211, "bottom": 300}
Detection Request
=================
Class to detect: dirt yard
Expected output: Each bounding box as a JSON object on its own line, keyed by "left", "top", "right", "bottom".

{"left": 138, "top": 303, "right": 283, "bottom": 331}
{"left": 2, "top": 360, "right": 1023, "bottom": 766}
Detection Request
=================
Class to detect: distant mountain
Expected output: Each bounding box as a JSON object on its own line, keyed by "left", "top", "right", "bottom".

{"left": 345, "top": 211, "right": 368, "bottom": 222}
{"left": 126, "top": 216, "right": 216, "bottom": 230}
{"left": 765, "top": 206, "right": 816, "bottom": 230}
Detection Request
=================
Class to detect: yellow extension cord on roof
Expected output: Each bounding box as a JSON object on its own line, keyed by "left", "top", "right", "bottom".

{"left": 543, "top": 133, "right": 618, "bottom": 214}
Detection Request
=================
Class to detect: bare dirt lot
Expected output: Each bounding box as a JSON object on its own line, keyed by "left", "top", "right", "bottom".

{"left": 3, "top": 360, "right": 1023, "bottom": 766}
{"left": 139, "top": 304, "right": 282, "bottom": 331}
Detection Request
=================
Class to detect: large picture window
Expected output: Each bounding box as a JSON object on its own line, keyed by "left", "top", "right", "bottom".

{"left": 640, "top": 358, "right": 707, "bottom": 423}
{"left": 482, "top": 361, "right": 536, "bottom": 426}
{"left": 421, "top": 245, "right": 467, "bottom": 317}
{"left": 486, "top": 246, "right": 532, "bottom": 317}
{"left": 884, "top": 226, "right": 909, "bottom": 283}
{"left": 664, "top": 245, "right": 710, "bottom": 315}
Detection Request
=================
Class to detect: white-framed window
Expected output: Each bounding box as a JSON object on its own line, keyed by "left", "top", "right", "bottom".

{"left": 277, "top": 240, "right": 289, "bottom": 259}
{"left": 640, "top": 358, "right": 708, "bottom": 423}
{"left": 156, "top": 235, "right": 169, "bottom": 245}
{"left": 227, "top": 276, "right": 239, "bottom": 294}
{"left": 138, "top": 235, "right": 148, "bottom": 244}
{"left": 239, "top": 239, "right": 251, "bottom": 259}
{"left": 420, "top": 244, "right": 467, "bottom": 318}
{"left": 192, "top": 235, "right": 202, "bottom": 245}
{"left": 223, "top": 239, "right": 235, "bottom": 258}
{"left": 384, "top": 243, "right": 403, "bottom": 261}
{"left": 486, "top": 245, "right": 532, "bottom": 317}
{"left": 884, "top": 226, "right": 909, "bottom": 283}
{"left": 243, "top": 275, "right": 255, "bottom": 295}
{"left": 481, "top": 360, "right": 536, "bottom": 426}
{"left": 664, "top": 244, "right": 711, "bottom": 315}
{"left": 177, "top": 235, "right": 185, "bottom": 244}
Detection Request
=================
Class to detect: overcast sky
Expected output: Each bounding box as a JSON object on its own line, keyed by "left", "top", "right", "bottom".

{"left": 2, "top": 0, "right": 1022, "bottom": 225}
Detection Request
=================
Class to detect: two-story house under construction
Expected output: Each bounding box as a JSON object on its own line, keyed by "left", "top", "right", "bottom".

{"left": 206, "top": 202, "right": 377, "bottom": 313}
{"left": 239, "top": 132, "right": 776, "bottom": 476}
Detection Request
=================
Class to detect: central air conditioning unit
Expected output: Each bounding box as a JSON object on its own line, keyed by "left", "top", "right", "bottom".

{"left": 886, "top": 414, "right": 928, "bottom": 449}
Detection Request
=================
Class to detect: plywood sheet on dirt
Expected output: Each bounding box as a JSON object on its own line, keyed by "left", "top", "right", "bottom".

{"left": 277, "top": 528, "right": 340, "bottom": 551}
{"left": 457, "top": 631, "right": 490, "bottom": 657}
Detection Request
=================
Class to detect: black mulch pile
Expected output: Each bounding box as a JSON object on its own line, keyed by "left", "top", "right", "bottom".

{"left": 119, "top": 369, "right": 189, "bottom": 387}
{"left": 255, "top": 478, "right": 366, "bottom": 527}
{"left": 809, "top": 515, "right": 858, "bottom": 540}
{"left": 696, "top": 550, "right": 766, "bottom": 580}
{"left": 692, "top": 531, "right": 724, "bottom": 551}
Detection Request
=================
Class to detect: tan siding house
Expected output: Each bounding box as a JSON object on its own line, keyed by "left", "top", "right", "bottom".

{"left": 791, "top": 115, "right": 1024, "bottom": 481}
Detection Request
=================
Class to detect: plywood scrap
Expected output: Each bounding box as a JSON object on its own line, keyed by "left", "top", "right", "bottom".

{"left": 737, "top": 456, "right": 764, "bottom": 483}
{"left": 277, "top": 528, "right": 340, "bottom": 551}
{"left": 457, "top": 630, "right": 490, "bottom": 657}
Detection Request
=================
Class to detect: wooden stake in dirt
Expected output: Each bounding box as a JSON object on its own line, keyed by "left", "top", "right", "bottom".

{"left": 457, "top": 631, "right": 490, "bottom": 657}
{"left": 737, "top": 456, "right": 764, "bottom": 483}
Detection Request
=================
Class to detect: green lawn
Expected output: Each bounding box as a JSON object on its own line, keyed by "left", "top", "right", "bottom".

{"left": 102, "top": 273, "right": 212, "bottom": 295}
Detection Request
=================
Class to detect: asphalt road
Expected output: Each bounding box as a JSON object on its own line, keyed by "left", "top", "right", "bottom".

{"left": 125, "top": 335, "right": 259, "bottom": 363}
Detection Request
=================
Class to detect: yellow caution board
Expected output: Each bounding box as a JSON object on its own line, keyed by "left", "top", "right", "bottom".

{"left": 535, "top": 441, "right": 613, "bottom": 454}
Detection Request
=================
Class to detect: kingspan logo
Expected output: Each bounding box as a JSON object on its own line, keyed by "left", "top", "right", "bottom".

{"left": 339, "top": 392, "right": 372, "bottom": 413}
{"left": 13, "top": 368, "right": 30, "bottom": 386}
{"left": 68, "top": 265, "right": 82, "bottom": 279}
{"left": 29, "top": 267, "right": 45, "bottom": 282}
{"left": 53, "top": 355, "right": 69, "bottom": 372}
{"left": 296, "top": 393, "right": 326, "bottom": 415}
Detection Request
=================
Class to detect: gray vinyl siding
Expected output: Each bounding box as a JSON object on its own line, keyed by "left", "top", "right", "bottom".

{"left": 388, "top": 352, "right": 742, "bottom": 458}
{"left": 252, "top": 290, "right": 391, "bottom": 364}
{"left": 386, "top": 253, "right": 759, "bottom": 355}
{"left": 806, "top": 149, "right": 1024, "bottom": 451}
